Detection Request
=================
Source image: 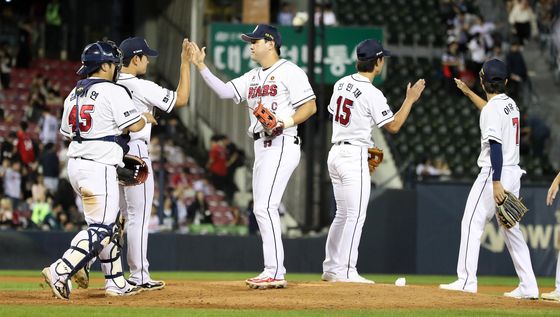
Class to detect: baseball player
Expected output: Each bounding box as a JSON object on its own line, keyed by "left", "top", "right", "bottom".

{"left": 41, "top": 40, "right": 156, "bottom": 299}
{"left": 190, "top": 24, "right": 317, "bottom": 289}
{"left": 322, "top": 39, "right": 425, "bottom": 283}
{"left": 440, "top": 59, "right": 539, "bottom": 299}
{"left": 542, "top": 171, "right": 560, "bottom": 301}
{"left": 116, "top": 36, "right": 191, "bottom": 290}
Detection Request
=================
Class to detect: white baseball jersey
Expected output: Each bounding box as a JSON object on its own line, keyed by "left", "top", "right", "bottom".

{"left": 117, "top": 73, "right": 176, "bottom": 142}
{"left": 227, "top": 59, "right": 315, "bottom": 137}
{"left": 477, "top": 93, "right": 520, "bottom": 168}
{"left": 60, "top": 78, "right": 141, "bottom": 165}
{"left": 328, "top": 73, "right": 394, "bottom": 147}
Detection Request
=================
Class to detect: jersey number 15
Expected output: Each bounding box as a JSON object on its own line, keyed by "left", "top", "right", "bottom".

{"left": 335, "top": 96, "right": 353, "bottom": 126}
{"left": 69, "top": 105, "right": 95, "bottom": 133}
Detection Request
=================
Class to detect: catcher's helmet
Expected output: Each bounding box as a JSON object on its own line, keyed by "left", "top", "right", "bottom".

{"left": 77, "top": 41, "right": 123, "bottom": 77}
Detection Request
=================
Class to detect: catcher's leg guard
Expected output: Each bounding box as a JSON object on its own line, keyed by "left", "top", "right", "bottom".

{"left": 99, "top": 239, "right": 131, "bottom": 293}
{"left": 51, "top": 224, "right": 113, "bottom": 279}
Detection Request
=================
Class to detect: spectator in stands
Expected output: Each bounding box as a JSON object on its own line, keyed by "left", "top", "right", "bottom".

{"left": 509, "top": 0, "right": 538, "bottom": 45}
{"left": 160, "top": 194, "right": 177, "bottom": 231}
{"left": 469, "top": 15, "right": 496, "bottom": 50}
{"left": 222, "top": 135, "right": 242, "bottom": 201}
{"left": 0, "top": 132, "right": 16, "bottom": 163}
{"left": 207, "top": 135, "right": 228, "bottom": 194}
{"left": 467, "top": 33, "right": 488, "bottom": 74}
{"left": 38, "top": 143, "right": 59, "bottom": 194}
{"left": 442, "top": 38, "right": 465, "bottom": 92}
{"left": 0, "top": 42, "right": 13, "bottom": 89}
{"left": 506, "top": 38, "right": 529, "bottom": 100}
{"left": 521, "top": 113, "right": 551, "bottom": 159}
{"left": 314, "top": 3, "right": 337, "bottom": 26}
{"left": 30, "top": 196, "right": 56, "bottom": 230}
{"left": 2, "top": 160, "right": 22, "bottom": 210}
{"left": 16, "top": 121, "right": 36, "bottom": 166}
{"left": 31, "top": 174, "right": 47, "bottom": 203}
{"left": 16, "top": 19, "right": 33, "bottom": 68}
{"left": 0, "top": 197, "right": 15, "bottom": 229}
{"left": 277, "top": 2, "right": 294, "bottom": 26}
{"left": 45, "top": 0, "right": 63, "bottom": 59}
{"left": 187, "top": 191, "right": 213, "bottom": 225}
{"left": 39, "top": 109, "right": 59, "bottom": 147}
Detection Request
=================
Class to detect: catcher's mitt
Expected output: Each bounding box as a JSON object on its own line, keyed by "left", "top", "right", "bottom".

{"left": 117, "top": 154, "right": 149, "bottom": 186}
{"left": 368, "top": 147, "right": 384, "bottom": 173}
{"left": 253, "top": 102, "right": 277, "bottom": 130}
{"left": 495, "top": 191, "right": 529, "bottom": 229}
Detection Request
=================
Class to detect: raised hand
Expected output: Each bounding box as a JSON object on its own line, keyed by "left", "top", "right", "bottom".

{"left": 406, "top": 79, "right": 426, "bottom": 103}
{"left": 181, "top": 38, "right": 192, "bottom": 64}
{"left": 189, "top": 42, "right": 207, "bottom": 70}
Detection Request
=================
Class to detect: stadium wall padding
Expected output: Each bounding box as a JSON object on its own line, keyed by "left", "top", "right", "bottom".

{"left": 2, "top": 185, "right": 557, "bottom": 276}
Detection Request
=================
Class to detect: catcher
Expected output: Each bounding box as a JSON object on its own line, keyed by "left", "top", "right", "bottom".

{"left": 440, "top": 59, "right": 539, "bottom": 299}
{"left": 322, "top": 39, "right": 425, "bottom": 283}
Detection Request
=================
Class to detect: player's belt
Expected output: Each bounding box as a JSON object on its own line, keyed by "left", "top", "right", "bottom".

{"left": 253, "top": 132, "right": 300, "bottom": 145}
{"left": 335, "top": 141, "right": 352, "bottom": 145}
{"left": 72, "top": 135, "right": 120, "bottom": 143}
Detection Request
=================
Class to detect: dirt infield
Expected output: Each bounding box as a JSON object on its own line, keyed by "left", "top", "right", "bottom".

{"left": 1, "top": 277, "right": 558, "bottom": 310}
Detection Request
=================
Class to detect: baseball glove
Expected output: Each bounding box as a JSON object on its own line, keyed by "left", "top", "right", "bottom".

{"left": 367, "top": 147, "right": 384, "bottom": 173}
{"left": 495, "top": 191, "right": 529, "bottom": 229}
{"left": 253, "top": 102, "right": 277, "bottom": 130}
{"left": 117, "top": 155, "right": 149, "bottom": 186}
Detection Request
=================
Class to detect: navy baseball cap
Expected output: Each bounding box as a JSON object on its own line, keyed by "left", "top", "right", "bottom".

{"left": 356, "top": 39, "right": 391, "bottom": 61}
{"left": 480, "top": 58, "right": 508, "bottom": 83}
{"left": 119, "top": 37, "right": 158, "bottom": 59}
{"left": 241, "top": 24, "right": 282, "bottom": 48}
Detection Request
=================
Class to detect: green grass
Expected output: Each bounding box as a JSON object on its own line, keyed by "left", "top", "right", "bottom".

{"left": 1, "top": 271, "right": 558, "bottom": 316}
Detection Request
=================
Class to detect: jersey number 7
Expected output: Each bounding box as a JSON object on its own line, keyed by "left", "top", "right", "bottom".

{"left": 69, "top": 105, "right": 95, "bottom": 133}
{"left": 335, "top": 96, "right": 353, "bottom": 126}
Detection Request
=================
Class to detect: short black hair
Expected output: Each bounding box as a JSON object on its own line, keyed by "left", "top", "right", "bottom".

{"left": 356, "top": 56, "right": 381, "bottom": 72}
{"left": 123, "top": 54, "right": 144, "bottom": 67}
{"left": 481, "top": 78, "right": 507, "bottom": 94}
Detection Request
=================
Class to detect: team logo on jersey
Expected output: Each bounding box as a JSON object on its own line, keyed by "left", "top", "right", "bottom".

{"left": 248, "top": 84, "right": 278, "bottom": 99}
{"left": 382, "top": 110, "right": 388, "bottom": 116}
{"left": 270, "top": 76, "right": 275, "bottom": 81}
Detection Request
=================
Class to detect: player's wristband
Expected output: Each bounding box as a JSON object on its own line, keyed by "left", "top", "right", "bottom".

{"left": 281, "top": 116, "right": 295, "bottom": 129}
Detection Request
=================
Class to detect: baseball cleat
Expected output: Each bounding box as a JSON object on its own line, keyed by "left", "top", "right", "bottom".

{"left": 41, "top": 267, "right": 71, "bottom": 300}
{"left": 335, "top": 274, "right": 375, "bottom": 284}
{"left": 541, "top": 290, "right": 560, "bottom": 302}
{"left": 321, "top": 272, "right": 337, "bottom": 282}
{"left": 245, "top": 274, "right": 288, "bottom": 289}
{"left": 503, "top": 287, "right": 538, "bottom": 300}
{"left": 138, "top": 280, "right": 166, "bottom": 291}
{"left": 439, "top": 280, "right": 476, "bottom": 293}
{"left": 71, "top": 266, "right": 90, "bottom": 289}
{"left": 105, "top": 284, "right": 143, "bottom": 297}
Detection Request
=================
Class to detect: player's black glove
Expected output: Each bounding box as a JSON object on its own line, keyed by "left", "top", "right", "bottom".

{"left": 117, "top": 155, "right": 149, "bottom": 186}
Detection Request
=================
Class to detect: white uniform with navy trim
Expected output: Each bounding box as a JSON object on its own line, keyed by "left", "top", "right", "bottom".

{"left": 58, "top": 78, "right": 141, "bottom": 292}
{"left": 116, "top": 73, "right": 177, "bottom": 285}
{"left": 452, "top": 93, "right": 538, "bottom": 295}
{"left": 227, "top": 58, "right": 315, "bottom": 280}
{"left": 323, "top": 73, "right": 394, "bottom": 279}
